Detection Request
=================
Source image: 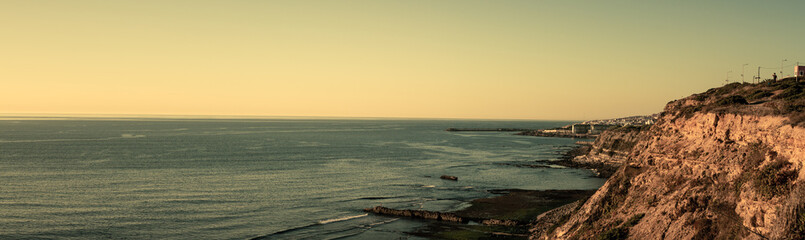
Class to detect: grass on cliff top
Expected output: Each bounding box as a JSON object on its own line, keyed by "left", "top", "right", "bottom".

{"left": 670, "top": 77, "right": 805, "bottom": 127}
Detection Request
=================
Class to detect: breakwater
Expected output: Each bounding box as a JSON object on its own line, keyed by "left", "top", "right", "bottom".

{"left": 445, "top": 128, "right": 534, "bottom": 132}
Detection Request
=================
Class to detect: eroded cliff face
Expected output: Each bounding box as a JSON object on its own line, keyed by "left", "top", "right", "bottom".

{"left": 535, "top": 79, "right": 805, "bottom": 240}
{"left": 573, "top": 126, "right": 646, "bottom": 168}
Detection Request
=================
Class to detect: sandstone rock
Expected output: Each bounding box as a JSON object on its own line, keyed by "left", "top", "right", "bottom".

{"left": 537, "top": 80, "right": 805, "bottom": 239}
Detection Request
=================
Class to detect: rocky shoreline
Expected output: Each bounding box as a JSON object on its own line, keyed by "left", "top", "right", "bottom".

{"left": 536, "top": 79, "right": 805, "bottom": 239}
{"left": 386, "top": 189, "right": 597, "bottom": 239}
{"left": 551, "top": 143, "right": 620, "bottom": 178}
{"left": 366, "top": 78, "right": 805, "bottom": 239}
{"left": 515, "top": 130, "right": 596, "bottom": 139}
{"left": 361, "top": 127, "right": 626, "bottom": 239}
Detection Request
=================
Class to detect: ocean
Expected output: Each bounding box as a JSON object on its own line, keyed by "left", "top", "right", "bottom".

{"left": 0, "top": 118, "right": 605, "bottom": 239}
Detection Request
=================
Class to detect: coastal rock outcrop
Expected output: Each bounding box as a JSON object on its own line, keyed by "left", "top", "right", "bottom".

{"left": 563, "top": 126, "right": 647, "bottom": 177}
{"left": 440, "top": 175, "right": 458, "bottom": 181}
{"left": 480, "top": 219, "right": 520, "bottom": 226}
{"left": 534, "top": 79, "right": 805, "bottom": 239}
{"left": 364, "top": 206, "right": 526, "bottom": 226}
{"left": 364, "top": 206, "right": 466, "bottom": 223}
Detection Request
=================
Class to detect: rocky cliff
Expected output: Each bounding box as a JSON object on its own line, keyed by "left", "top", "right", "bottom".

{"left": 533, "top": 78, "right": 805, "bottom": 240}
{"left": 568, "top": 126, "right": 647, "bottom": 177}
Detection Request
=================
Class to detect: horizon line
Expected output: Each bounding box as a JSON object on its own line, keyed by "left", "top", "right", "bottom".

{"left": 0, "top": 112, "right": 585, "bottom": 122}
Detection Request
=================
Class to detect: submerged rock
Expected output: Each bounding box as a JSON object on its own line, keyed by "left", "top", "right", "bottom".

{"left": 364, "top": 206, "right": 526, "bottom": 226}
{"left": 440, "top": 175, "right": 458, "bottom": 181}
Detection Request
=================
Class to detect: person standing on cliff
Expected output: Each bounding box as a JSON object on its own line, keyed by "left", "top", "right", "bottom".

{"left": 773, "top": 72, "right": 777, "bottom": 81}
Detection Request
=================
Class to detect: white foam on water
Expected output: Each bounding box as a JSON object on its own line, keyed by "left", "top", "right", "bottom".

{"left": 121, "top": 134, "right": 146, "bottom": 138}
{"left": 317, "top": 213, "right": 368, "bottom": 224}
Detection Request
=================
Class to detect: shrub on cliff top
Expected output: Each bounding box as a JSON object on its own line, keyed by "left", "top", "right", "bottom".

{"left": 691, "top": 93, "right": 708, "bottom": 102}
{"left": 715, "top": 95, "right": 748, "bottom": 106}
{"left": 774, "top": 86, "right": 805, "bottom": 101}
{"left": 673, "top": 78, "right": 804, "bottom": 124}
{"left": 745, "top": 89, "right": 774, "bottom": 101}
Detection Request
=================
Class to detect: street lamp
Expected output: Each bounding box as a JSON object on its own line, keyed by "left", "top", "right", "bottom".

{"left": 756, "top": 66, "right": 762, "bottom": 84}
{"left": 781, "top": 59, "right": 788, "bottom": 75}
{"left": 741, "top": 63, "right": 748, "bottom": 83}
{"left": 725, "top": 71, "right": 732, "bottom": 85}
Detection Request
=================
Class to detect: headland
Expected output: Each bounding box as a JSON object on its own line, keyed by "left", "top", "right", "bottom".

{"left": 365, "top": 77, "right": 805, "bottom": 239}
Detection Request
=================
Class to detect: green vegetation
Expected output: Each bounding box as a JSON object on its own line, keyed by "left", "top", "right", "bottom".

{"left": 773, "top": 84, "right": 804, "bottom": 101}
{"left": 741, "top": 142, "right": 767, "bottom": 171}
{"left": 752, "top": 159, "right": 798, "bottom": 199}
{"left": 692, "top": 93, "right": 709, "bottom": 102}
{"left": 794, "top": 206, "right": 805, "bottom": 240}
{"left": 671, "top": 78, "right": 805, "bottom": 127}
{"left": 597, "top": 227, "right": 628, "bottom": 240}
{"left": 714, "top": 95, "right": 748, "bottom": 106}
{"left": 596, "top": 213, "right": 645, "bottom": 240}
{"left": 624, "top": 213, "right": 645, "bottom": 227}
{"left": 598, "top": 177, "right": 630, "bottom": 218}
{"left": 588, "top": 167, "right": 643, "bottom": 224}
{"left": 745, "top": 89, "right": 774, "bottom": 101}
{"left": 733, "top": 142, "right": 771, "bottom": 196}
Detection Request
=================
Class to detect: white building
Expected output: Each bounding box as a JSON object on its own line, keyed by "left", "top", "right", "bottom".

{"left": 571, "top": 124, "right": 591, "bottom": 134}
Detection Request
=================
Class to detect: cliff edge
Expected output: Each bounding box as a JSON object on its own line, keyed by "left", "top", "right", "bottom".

{"left": 533, "top": 78, "right": 805, "bottom": 240}
{"left": 567, "top": 125, "right": 648, "bottom": 178}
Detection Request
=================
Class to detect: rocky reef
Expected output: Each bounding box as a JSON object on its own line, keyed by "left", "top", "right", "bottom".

{"left": 365, "top": 190, "right": 595, "bottom": 226}
{"left": 364, "top": 206, "right": 468, "bottom": 223}
{"left": 533, "top": 78, "right": 805, "bottom": 239}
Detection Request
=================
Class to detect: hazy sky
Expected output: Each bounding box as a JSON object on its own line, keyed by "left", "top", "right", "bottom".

{"left": 2, "top": 1, "right": 803, "bottom": 120}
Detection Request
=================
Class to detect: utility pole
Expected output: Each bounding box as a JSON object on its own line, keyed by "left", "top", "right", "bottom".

{"left": 757, "top": 66, "right": 761, "bottom": 84}
{"left": 725, "top": 71, "right": 732, "bottom": 85}
{"left": 742, "top": 63, "right": 748, "bottom": 83}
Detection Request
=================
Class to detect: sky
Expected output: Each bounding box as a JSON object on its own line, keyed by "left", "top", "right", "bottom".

{"left": 1, "top": 1, "right": 803, "bottom": 120}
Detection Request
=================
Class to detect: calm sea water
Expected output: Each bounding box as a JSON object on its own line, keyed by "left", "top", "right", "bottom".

{"left": 0, "top": 118, "right": 605, "bottom": 239}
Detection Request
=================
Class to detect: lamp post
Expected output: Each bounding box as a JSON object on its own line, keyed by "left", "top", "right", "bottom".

{"left": 757, "top": 66, "right": 761, "bottom": 84}
{"left": 725, "top": 71, "right": 732, "bottom": 85}
{"left": 741, "top": 63, "right": 748, "bottom": 83}
{"left": 781, "top": 59, "right": 788, "bottom": 75}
